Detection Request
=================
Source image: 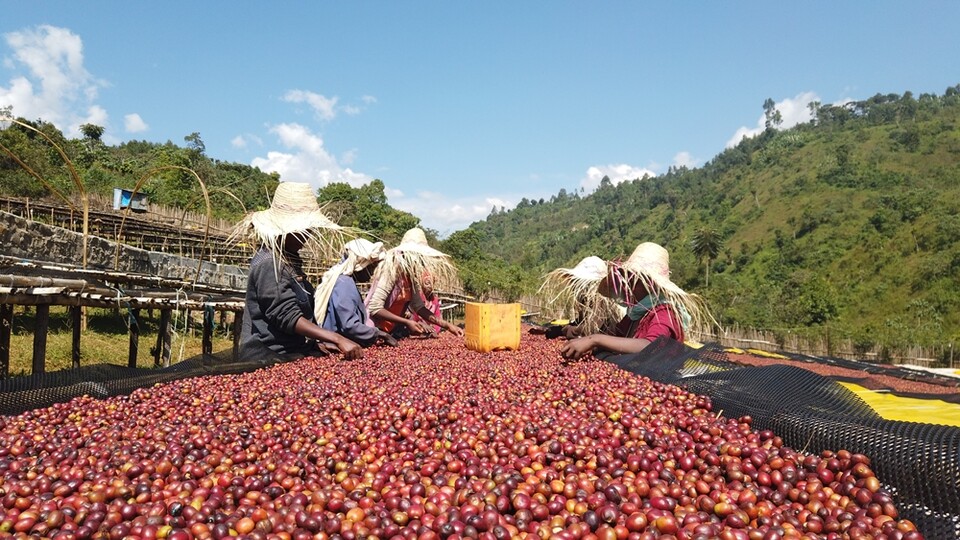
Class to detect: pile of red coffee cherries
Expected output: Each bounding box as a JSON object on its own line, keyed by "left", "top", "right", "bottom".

{"left": 0, "top": 333, "right": 922, "bottom": 539}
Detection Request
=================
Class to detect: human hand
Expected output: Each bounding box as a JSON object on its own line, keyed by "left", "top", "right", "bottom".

{"left": 444, "top": 322, "right": 464, "bottom": 337}
{"left": 338, "top": 338, "right": 363, "bottom": 360}
{"left": 405, "top": 320, "right": 432, "bottom": 337}
{"left": 560, "top": 336, "right": 595, "bottom": 361}
{"left": 378, "top": 330, "right": 399, "bottom": 347}
{"left": 562, "top": 324, "right": 582, "bottom": 340}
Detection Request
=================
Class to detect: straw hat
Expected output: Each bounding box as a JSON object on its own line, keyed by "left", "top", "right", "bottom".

{"left": 567, "top": 256, "right": 608, "bottom": 281}
{"left": 394, "top": 227, "right": 446, "bottom": 258}
{"left": 373, "top": 227, "right": 460, "bottom": 293}
{"left": 231, "top": 182, "right": 351, "bottom": 259}
{"left": 600, "top": 242, "right": 713, "bottom": 335}
{"left": 539, "top": 256, "right": 625, "bottom": 335}
{"left": 600, "top": 242, "right": 685, "bottom": 299}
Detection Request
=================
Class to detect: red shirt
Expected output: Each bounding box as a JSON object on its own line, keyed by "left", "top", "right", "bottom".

{"left": 614, "top": 303, "right": 684, "bottom": 342}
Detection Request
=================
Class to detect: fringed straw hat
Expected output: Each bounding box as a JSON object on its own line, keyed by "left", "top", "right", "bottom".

{"left": 539, "top": 256, "right": 625, "bottom": 335}
{"left": 313, "top": 239, "right": 386, "bottom": 323}
{"left": 599, "top": 242, "right": 714, "bottom": 336}
{"left": 374, "top": 227, "right": 460, "bottom": 293}
{"left": 230, "top": 182, "right": 351, "bottom": 262}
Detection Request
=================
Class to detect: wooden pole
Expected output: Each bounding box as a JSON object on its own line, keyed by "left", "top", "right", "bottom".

{"left": 232, "top": 311, "right": 243, "bottom": 361}
{"left": 155, "top": 309, "right": 172, "bottom": 367}
{"left": 202, "top": 308, "right": 213, "bottom": 356}
{"left": 0, "top": 304, "right": 11, "bottom": 378}
{"left": 128, "top": 308, "right": 140, "bottom": 368}
{"left": 33, "top": 304, "right": 50, "bottom": 374}
{"left": 71, "top": 305, "right": 81, "bottom": 369}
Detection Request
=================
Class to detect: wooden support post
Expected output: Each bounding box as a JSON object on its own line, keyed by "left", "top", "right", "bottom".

{"left": 0, "top": 304, "right": 12, "bottom": 378}
{"left": 232, "top": 311, "right": 243, "bottom": 361}
{"left": 128, "top": 308, "right": 140, "bottom": 368}
{"left": 155, "top": 309, "right": 172, "bottom": 367}
{"left": 202, "top": 309, "right": 213, "bottom": 356}
{"left": 71, "top": 305, "right": 82, "bottom": 369}
{"left": 33, "top": 304, "right": 50, "bottom": 375}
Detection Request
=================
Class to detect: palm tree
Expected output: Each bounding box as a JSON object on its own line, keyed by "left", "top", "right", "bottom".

{"left": 691, "top": 227, "right": 722, "bottom": 288}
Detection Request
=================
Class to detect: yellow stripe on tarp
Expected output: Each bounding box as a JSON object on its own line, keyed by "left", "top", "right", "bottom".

{"left": 745, "top": 348, "right": 789, "bottom": 359}
{"left": 722, "top": 346, "right": 789, "bottom": 359}
{"left": 838, "top": 382, "right": 960, "bottom": 427}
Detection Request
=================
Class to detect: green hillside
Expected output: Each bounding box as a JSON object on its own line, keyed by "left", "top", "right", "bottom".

{"left": 4, "top": 87, "right": 960, "bottom": 354}
{"left": 0, "top": 113, "right": 422, "bottom": 246}
{"left": 445, "top": 86, "right": 960, "bottom": 353}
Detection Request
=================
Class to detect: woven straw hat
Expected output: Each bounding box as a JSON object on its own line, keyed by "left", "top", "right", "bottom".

{"left": 600, "top": 242, "right": 714, "bottom": 336}
{"left": 600, "top": 242, "right": 685, "bottom": 299}
{"left": 231, "top": 182, "right": 349, "bottom": 256}
{"left": 539, "top": 256, "right": 624, "bottom": 335}
{"left": 373, "top": 227, "right": 460, "bottom": 293}
{"left": 567, "top": 256, "right": 608, "bottom": 281}
{"left": 243, "top": 182, "right": 340, "bottom": 238}
{"left": 394, "top": 227, "right": 446, "bottom": 258}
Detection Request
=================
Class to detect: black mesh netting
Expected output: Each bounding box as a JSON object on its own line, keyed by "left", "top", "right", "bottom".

{"left": 762, "top": 349, "right": 960, "bottom": 402}
{"left": 1, "top": 338, "right": 958, "bottom": 537}
{"left": 602, "top": 337, "right": 960, "bottom": 539}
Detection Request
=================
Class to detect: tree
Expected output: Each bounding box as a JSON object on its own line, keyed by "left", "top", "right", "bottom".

{"left": 184, "top": 132, "right": 205, "bottom": 155}
{"left": 691, "top": 227, "right": 722, "bottom": 288}
{"left": 763, "top": 98, "right": 783, "bottom": 129}
{"left": 80, "top": 123, "right": 104, "bottom": 143}
{"left": 807, "top": 101, "right": 821, "bottom": 124}
{"left": 316, "top": 179, "right": 420, "bottom": 244}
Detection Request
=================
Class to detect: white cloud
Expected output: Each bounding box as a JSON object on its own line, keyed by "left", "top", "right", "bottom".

{"left": 283, "top": 89, "right": 338, "bottom": 121}
{"left": 580, "top": 164, "right": 656, "bottom": 192}
{"left": 251, "top": 122, "right": 370, "bottom": 188}
{"left": 340, "top": 148, "right": 358, "bottom": 165}
{"left": 231, "top": 133, "right": 263, "bottom": 149}
{"left": 384, "top": 186, "right": 404, "bottom": 198}
{"left": 282, "top": 90, "right": 377, "bottom": 120}
{"left": 0, "top": 25, "right": 107, "bottom": 137}
{"left": 672, "top": 151, "right": 696, "bottom": 169}
{"left": 80, "top": 105, "right": 108, "bottom": 131}
{"left": 123, "top": 113, "right": 148, "bottom": 133}
{"left": 726, "top": 91, "right": 819, "bottom": 148}
{"left": 387, "top": 190, "right": 517, "bottom": 236}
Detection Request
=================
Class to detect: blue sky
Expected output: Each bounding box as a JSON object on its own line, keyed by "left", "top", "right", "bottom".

{"left": 2, "top": 2, "right": 959, "bottom": 235}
